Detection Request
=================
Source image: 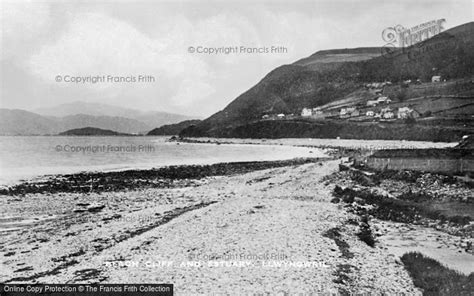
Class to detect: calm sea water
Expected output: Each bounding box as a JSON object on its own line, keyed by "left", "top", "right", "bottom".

{"left": 0, "top": 136, "right": 323, "bottom": 185}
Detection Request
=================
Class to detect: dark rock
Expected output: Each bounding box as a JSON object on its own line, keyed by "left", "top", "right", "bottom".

{"left": 76, "top": 202, "right": 91, "bottom": 207}
{"left": 87, "top": 204, "right": 105, "bottom": 212}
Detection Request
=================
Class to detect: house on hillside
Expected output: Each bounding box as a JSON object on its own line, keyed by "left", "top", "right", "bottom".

{"left": 277, "top": 113, "right": 285, "bottom": 118}
{"left": 432, "top": 76, "right": 441, "bottom": 82}
{"left": 366, "top": 110, "right": 375, "bottom": 117}
{"left": 312, "top": 109, "right": 325, "bottom": 119}
{"left": 340, "top": 108, "right": 348, "bottom": 117}
{"left": 351, "top": 109, "right": 360, "bottom": 117}
{"left": 367, "top": 100, "right": 379, "bottom": 107}
{"left": 377, "top": 96, "right": 392, "bottom": 104}
{"left": 397, "top": 107, "right": 421, "bottom": 119}
{"left": 380, "top": 107, "right": 395, "bottom": 119}
{"left": 340, "top": 107, "right": 357, "bottom": 118}
{"left": 262, "top": 114, "right": 270, "bottom": 119}
{"left": 383, "top": 111, "right": 395, "bottom": 119}
{"left": 301, "top": 108, "right": 312, "bottom": 117}
{"left": 366, "top": 82, "right": 391, "bottom": 89}
{"left": 397, "top": 107, "right": 412, "bottom": 119}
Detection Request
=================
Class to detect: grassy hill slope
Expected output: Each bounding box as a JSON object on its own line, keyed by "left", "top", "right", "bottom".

{"left": 181, "top": 22, "right": 474, "bottom": 140}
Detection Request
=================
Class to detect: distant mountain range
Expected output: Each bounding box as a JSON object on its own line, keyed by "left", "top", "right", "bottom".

{"left": 181, "top": 22, "right": 474, "bottom": 140}
{"left": 0, "top": 102, "right": 199, "bottom": 135}
{"left": 34, "top": 101, "right": 196, "bottom": 129}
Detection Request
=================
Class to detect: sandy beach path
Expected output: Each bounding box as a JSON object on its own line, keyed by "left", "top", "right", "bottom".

{"left": 1, "top": 160, "right": 420, "bottom": 294}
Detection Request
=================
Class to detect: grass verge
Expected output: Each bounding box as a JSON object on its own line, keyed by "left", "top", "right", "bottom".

{"left": 401, "top": 252, "right": 474, "bottom": 295}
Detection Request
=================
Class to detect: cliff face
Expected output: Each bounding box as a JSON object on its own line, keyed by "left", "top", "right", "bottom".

{"left": 181, "top": 22, "right": 474, "bottom": 139}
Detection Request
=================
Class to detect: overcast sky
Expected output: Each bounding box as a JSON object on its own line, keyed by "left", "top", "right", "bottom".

{"left": 1, "top": 0, "right": 472, "bottom": 117}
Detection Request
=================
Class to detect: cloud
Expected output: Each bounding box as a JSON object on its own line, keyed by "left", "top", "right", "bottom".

{"left": 25, "top": 10, "right": 275, "bottom": 110}
{"left": 171, "top": 79, "right": 216, "bottom": 107}
{"left": 2, "top": 1, "right": 471, "bottom": 116}
{"left": 7, "top": 6, "right": 363, "bottom": 113}
{"left": 28, "top": 13, "right": 209, "bottom": 80}
{"left": 26, "top": 11, "right": 216, "bottom": 109}
{"left": 0, "top": 1, "right": 51, "bottom": 60}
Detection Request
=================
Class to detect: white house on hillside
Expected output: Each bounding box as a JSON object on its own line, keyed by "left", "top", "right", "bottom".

{"left": 301, "top": 108, "right": 312, "bottom": 117}
{"left": 367, "top": 100, "right": 379, "bottom": 107}
{"left": 397, "top": 107, "right": 412, "bottom": 119}
{"left": 377, "top": 96, "right": 392, "bottom": 104}
{"left": 340, "top": 107, "right": 359, "bottom": 118}
{"left": 432, "top": 76, "right": 441, "bottom": 82}
{"left": 397, "top": 107, "right": 420, "bottom": 119}
{"left": 380, "top": 107, "right": 395, "bottom": 119}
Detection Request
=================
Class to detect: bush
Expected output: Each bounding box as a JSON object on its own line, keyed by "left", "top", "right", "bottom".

{"left": 401, "top": 252, "right": 474, "bottom": 295}
{"left": 397, "top": 90, "right": 408, "bottom": 102}
{"left": 423, "top": 110, "right": 432, "bottom": 117}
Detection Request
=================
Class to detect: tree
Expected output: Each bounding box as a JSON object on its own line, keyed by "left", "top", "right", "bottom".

{"left": 397, "top": 89, "right": 408, "bottom": 102}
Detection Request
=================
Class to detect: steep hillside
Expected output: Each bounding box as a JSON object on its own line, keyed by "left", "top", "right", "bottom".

{"left": 182, "top": 22, "right": 474, "bottom": 139}
{"left": 192, "top": 65, "right": 360, "bottom": 135}
{"left": 147, "top": 120, "right": 201, "bottom": 136}
{"left": 316, "top": 77, "right": 474, "bottom": 116}
{"left": 294, "top": 47, "right": 381, "bottom": 71}
{"left": 353, "top": 22, "right": 474, "bottom": 82}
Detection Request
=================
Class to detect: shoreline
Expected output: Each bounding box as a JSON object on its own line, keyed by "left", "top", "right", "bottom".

{"left": 172, "top": 136, "right": 458, "bottom": 149}
{"left": 0, "top": 135, "right": 325, "bottom": 188}
{"left": 0, "top": 136, "right": 460, "bottom": 189}
{"left": 1, "top": 138, "right": 472, "bottom": 293}
{"left": 0, "top": 157, "right": 328, "bottom": 196}
{"left": 0, "top": 159, "right": 421, "bottom": 294}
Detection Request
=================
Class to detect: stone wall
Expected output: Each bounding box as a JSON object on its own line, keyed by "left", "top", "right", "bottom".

{"left": 366, "top": 157, "right": 474, "bottom": 174}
